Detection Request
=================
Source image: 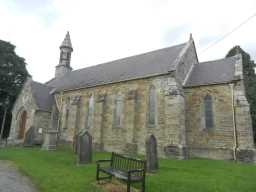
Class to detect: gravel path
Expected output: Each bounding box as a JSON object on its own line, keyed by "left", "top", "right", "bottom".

{"left": 0, "top": 161, "right": 38, "bottom": 192}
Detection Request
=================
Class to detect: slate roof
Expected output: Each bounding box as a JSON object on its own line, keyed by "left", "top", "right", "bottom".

{"left": 31, "top": 81, "right": 54, "bottom": 111}
{"left": 185, "top": 56, "right": 238, "bottom": 87}
{"left": 47, "top": 43, "right": 186, "bottom": 91}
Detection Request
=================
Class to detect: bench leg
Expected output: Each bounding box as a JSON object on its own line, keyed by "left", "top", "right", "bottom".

{"left": 141, "top": 178, "right": 145, "bottom": 192}
{"left": 96, "top": 164, "right": 100, "bottom": 181}
{"left": 96, "top": 169, "right": 112, "bottom": 182}
{"left": 127, "top": 181, "right": 131, "bottom": 192}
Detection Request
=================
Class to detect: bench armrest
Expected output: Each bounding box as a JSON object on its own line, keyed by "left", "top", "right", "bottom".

{"left": 127, "top": 169, "right": 145, "bottom": 181}
{"left": 96, "top": 159, "right": 111, "bottom": 162}
{"left": 96, "top": 159, "right": 111, "bottom": 167}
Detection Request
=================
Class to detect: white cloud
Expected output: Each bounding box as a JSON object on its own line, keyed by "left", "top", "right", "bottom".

{"left": 0, "top": 0, "right": 256, "bottom": 82}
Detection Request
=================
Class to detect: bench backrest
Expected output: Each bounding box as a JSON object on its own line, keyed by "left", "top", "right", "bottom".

{"left": 111, "top": 152, "right": 146, "bottom": 174}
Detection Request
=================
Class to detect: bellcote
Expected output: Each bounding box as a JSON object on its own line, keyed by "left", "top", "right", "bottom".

{"left": 55, "top": 32, "right": 73, "bottom": 78}
{"left": 60, "top": 31, "right": 73, "bottom": 50}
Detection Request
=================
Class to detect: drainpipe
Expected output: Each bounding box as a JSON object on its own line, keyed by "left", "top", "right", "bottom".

{"left": 230, "top": 83, "right": 238, "bottom": 160}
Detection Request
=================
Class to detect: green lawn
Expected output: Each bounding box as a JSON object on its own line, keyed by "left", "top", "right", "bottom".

{"left": 0, "top": 146, "right": 256, "bottom": 192}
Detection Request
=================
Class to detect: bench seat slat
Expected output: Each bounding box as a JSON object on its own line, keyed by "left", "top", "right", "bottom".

{"left": 99, "top": 167, "right": 143, "bottom": 181}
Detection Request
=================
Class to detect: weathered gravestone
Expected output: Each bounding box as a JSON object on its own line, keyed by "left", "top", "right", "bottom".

{"left": 146, "top": 135, "right": 159, "bottom": 172}
{"left": 74, "top": 129, "right": 85, "bottom": 154}
{"left": 77, "top": 131, "right": 92, "bottom": 164}
{"left": 42, "top": 129, "right": 58, "bottom": 150}
{"left": 23, "top": 126, "right": 35, "bottom": 147}
{"left": 42, "top": 104, "right": 59, "bottom": 150}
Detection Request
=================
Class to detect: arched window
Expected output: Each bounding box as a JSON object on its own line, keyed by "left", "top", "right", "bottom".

{"left": 148, "top": 86, "right": 156, "bottom": 127}
{"left": 113, "top": 94, "right": 123, "bottom": 128}
{"left": 204, "top": 95, "right": 214, "bottom": 129}
{"left": 63, "top": 97, "right": 70, "bottom": 129}
{"left": 86, "top": 95, "right": 94, "bottom": 129}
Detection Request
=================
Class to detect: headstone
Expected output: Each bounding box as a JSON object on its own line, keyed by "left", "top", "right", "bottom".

{"left": 41, "top": 130, "right": 58, "bottom": 150}
{"left": 42, "top": 104, "right": 59, "bottom": 150}
{"left": 146, "top": 135, "right": 159, "bottom": 172}
{"left": 236, "top": 149, "right": 256, "bottom": 163}
{"left": 23, "top": 126, "right": 35, "bottom": 147}
{"left": 77, "top": 131, "right": 92, "bottom": 164}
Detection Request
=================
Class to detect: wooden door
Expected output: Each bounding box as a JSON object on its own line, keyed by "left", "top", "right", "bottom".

{"left": 18, "top": 111, "right": 27, "bottom": 139}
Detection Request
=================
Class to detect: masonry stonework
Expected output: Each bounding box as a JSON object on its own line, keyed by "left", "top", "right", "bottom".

{"left": 9, "top": 80, "right": 51, "bottom": 144}
{"left": 9, "top": 34, "right": 255, "bottom": 162}
{"left": 55, "top": 74, "right": 186, "bottom": 158}
{"left": 184, "top": 84, "right": 235, "bottom": 159}
{"left": 184, "top": 82, "right": 255, "bottom": 161}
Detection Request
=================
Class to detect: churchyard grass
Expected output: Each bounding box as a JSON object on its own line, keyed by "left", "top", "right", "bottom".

{"left": 0, "top": 146, "right": 256, "bottom": 192}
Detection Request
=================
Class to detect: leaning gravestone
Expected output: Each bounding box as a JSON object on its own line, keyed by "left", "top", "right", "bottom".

{"left": 146, "top": 135, "right": 159, "bottom": 172}
{"left": 77, "top": 131, "right": 92, "bottom": 164}
{"left": 23, "top": 126, "right": 35, "bottom": 147}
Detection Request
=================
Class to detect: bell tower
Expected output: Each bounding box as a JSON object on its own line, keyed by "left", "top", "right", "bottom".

{"left": 55, "top": 32, "right": 73, "bottom": 78}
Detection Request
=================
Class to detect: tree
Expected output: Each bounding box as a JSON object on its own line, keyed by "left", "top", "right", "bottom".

{"left": 226, "top": 46, "right": 256, "bottom": 141}
{"left": 0, "top": 40, "right": 29, "bottom": 140}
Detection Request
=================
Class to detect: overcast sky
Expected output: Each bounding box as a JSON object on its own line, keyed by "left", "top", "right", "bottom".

{"left": 1, "top": 0, "right": 256, "bottom": 83}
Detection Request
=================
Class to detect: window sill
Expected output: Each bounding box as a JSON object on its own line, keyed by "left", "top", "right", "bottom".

{"left": 112, "top": 125, "right": 122, "bottom": 129}
{"left": 147, "top": 124, "right": 156, "bottom": 128}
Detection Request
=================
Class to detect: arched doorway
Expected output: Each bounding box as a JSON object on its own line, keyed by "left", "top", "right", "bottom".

{"left": 18, "top": 111, "right": 27, "bottom": 139}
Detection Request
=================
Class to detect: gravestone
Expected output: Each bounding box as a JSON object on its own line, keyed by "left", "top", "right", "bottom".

{"left": 77, "top": 131, "right": 92, "bottom": 164}
{"left": 42, "top": 104, "right": 59, "bottom": 150}
{"left": 23, "top": 126, "right": 35, "bottom": 147}
{"left": 42, "top": 130, "right": 58, "bottom": 150}
{"left": 146, "top": 135, "right": 159, "bottom": 172}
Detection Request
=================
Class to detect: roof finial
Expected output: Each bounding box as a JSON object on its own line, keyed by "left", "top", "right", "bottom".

{"left": 235, "top": 45, "right": 240, "bottom": 55}
{"left": 60, "top": 31, "right": 73, "bottom": 50}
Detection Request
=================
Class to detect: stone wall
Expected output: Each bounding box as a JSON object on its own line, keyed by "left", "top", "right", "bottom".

{"left": 9, "top": 79, "right": 38, "bottom": 141}
{"left": 56, "top": 74, "right": 186, "bottom": 158}
{"left": 233, "top": 82, "right": 255, "bottom": 149}
{"left": 233, "top": 81, "right": 255, "bottom": 162}
{"left": 9, "top": 79, "right": 51, "bottom": 145}
{"left": 184, "top": 82, "right": 255, "bottom": 161}
{"left": 184, "top": 84, "right": 235, "bottom": 159}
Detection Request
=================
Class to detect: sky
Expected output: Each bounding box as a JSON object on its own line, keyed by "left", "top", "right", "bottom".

{"left": 1, "top": 0, "right": 256, "bottom": 83}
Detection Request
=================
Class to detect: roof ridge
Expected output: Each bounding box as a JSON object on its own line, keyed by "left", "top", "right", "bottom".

{"left": 199, "top": 55, "right": 237, "bottom": 65}
{"left": 185, "top": 55, "right": 237, "bottom": 87}
{"left": 32, "top": 80, "right": 54, "bottom": 89}
{"left": 70, "top": 43, "right": 186, "bottom": 74}
{"left": 47, "top": 42, "right": 187, "bottom": 91}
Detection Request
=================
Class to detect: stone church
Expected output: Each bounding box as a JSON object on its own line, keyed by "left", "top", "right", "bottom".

{"left": 9, "top": 32, "right": 256, "bottom": 162}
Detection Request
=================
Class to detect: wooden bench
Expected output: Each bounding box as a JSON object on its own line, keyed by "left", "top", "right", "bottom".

{"left": 96, "top": 152, "right": 146, "bottom": 192}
